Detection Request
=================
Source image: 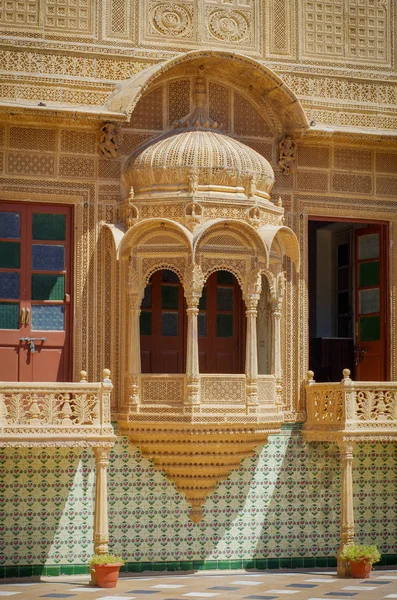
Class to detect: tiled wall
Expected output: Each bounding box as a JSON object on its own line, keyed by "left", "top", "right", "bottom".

{"left": 0, "top": 427, "right": 396, "bottom": 575}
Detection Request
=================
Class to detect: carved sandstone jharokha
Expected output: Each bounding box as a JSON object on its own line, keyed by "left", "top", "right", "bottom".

{"left": 114, "top": 77, "right": 300, "bottom": 521}
{"left": 1, "top": 0, "right": 397, "bottom": 574}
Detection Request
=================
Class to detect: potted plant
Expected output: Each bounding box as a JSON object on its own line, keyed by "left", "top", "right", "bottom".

{"left": 88, "top": 553, "right": 125, "bottom": 588}
{"left": 339, "top": 543, "right": 381, "bottom": 578}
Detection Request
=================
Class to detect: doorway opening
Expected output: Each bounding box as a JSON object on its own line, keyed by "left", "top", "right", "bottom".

{"left": 308, "top": 219, "right": 388, "bottom": 382}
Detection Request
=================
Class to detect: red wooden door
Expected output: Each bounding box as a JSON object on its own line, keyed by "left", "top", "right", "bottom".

{"left": 198, "top": 271, "right": 245, "bottom": 374}
{"left": 354, "top": 225, "right": 387, "bottom": 381}
{"left": 0, "top": 202, "right": 72, "bottom": 382}
{"left": 140, "top": 270, "right": 186, "bottom": 373}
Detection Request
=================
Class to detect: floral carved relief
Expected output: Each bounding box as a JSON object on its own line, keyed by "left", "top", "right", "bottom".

{"left": 149, "top": 1, "right": 194, "bottom": 38}
{"left": 206, "top": 7, "right": 250, "bottom": 43}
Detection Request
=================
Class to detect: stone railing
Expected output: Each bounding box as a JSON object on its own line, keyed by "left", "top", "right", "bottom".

{"left": 133, "top": 373, "right": 280, "bottom": 423}
{"left": 0, "top": 369, "right": 115, "bottom": 447}
{"left": 303, "top": 369, "right": 397, "bottom": 441}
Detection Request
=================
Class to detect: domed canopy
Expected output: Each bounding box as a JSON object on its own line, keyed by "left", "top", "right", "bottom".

{"left": 123, "top": 128, "right": 274, "bottom": 200}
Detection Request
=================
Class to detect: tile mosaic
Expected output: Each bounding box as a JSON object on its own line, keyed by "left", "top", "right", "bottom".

{"left": 0, "top": 437, "right": 396, "bottom": 572}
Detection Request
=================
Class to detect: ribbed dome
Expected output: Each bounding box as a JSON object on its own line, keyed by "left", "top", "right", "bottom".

{"left": 123, "top": 128, "right": 275, "bottom": 199}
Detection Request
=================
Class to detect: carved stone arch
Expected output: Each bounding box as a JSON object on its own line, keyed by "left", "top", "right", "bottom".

{"left": 141, "top": 259, "right": 186, "bottom": 290}
{"left": 118, "top": 218, "right": 193, "bottom": 260}
{"left": 193, "top": 219, "right": 268, "bottom": 263}
{"left": 106, "top": 50, "right": 309, "bottom": 136}
{"left": 258, "top": 225, "right": 300, "bottom": 272}
{"left": 201, "top": 261, "right": 245, "bottom": 292}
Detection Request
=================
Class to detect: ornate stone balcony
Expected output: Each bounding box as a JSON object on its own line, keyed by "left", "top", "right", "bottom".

{"left": 118, "top": 373, "right": 282, "bottom": 521}
{"left": 0, "top": 370, "right": 115, "bottom": 448}
{"left": 303, "top": 369, "right": 397, "bottom": 443}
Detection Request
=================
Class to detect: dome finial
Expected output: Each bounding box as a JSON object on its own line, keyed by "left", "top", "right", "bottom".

{"left": 173, "top": 75, "right": 222, "bottom": 131}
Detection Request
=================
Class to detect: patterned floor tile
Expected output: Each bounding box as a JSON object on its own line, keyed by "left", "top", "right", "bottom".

{"left": 243, "top": 596, "right": 277, "bottom": 600}
{"left": 40, "top": 594, "right": 76, "bottom": 598}
{"left": 183, "top": 594, "right": 220, "bottom": 598}
{"left": 230, "top": 581, "right": 262, "bottom": 586}
{"left": 152, "top": 585, "right": 186, "bottom": 589}
{"left": 288, "top": 584, "right": 317, "bottom": 588}
{"left": 342, "top": 586, "right": 377, "bottom": 591}
{"left": 324, "top": 593, "right": 357, "bottom": 597}
{"left": 209, "top": 587, "right": 240, "bottom": 591}
{"left": 265, "top": 592, "right": 299, "bottom": 595}
{"left": 362, "top": 580, "right": 392, "bottom": 584}
{"left": 305, "top": 580, "right": 337, "bottom": 584}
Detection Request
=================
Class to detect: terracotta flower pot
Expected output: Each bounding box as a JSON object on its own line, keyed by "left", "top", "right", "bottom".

{"left": 350, "top": 560, "right": 372, "bottom": 579}
{"left": 94, "top": 563, "right": 122, "bottom": 588}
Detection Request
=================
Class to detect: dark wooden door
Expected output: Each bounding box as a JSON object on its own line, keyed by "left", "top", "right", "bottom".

{"left": 198, "top": 271, "right": 245, "bottom": 374}
{"left": 140, "top": 269, "right": 186, "bottom": 373}
{"left": 354, "top": 225, "right": 387, "bottom": 381}
{"left": 0, "top": 202, "right": 72, "bottom": 382}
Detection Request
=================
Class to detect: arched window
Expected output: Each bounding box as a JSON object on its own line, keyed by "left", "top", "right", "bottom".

{"left": 198, "top": 271, "right": 245, "bottom": 374}
{"left": 140, "top": 269, "right": 186, "bottom": 373}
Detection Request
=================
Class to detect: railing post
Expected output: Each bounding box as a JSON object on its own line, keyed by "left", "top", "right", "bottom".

{"left": 337, "top": 440, "right": 355, "bottom": 577}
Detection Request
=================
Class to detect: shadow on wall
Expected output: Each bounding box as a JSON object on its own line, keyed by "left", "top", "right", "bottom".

{"left": 0, "top": 447, "right": 95, "bottom": 576}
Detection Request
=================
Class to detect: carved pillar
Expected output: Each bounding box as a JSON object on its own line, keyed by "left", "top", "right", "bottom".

{"left": 186, "top": 300, "right": 200, "bottom": 405}
{"left": 128, "top": 302, "right": 141, "bottom": 409}
{"left": 337, "top": 441, "right": 355, "bottom": 577}
{"left": 93, "top": 447, "right": 110, "bottom": 556}
{"left": 246, "top": 296, "right": 259, "bottom": 407}
{"left": 270, "top": 272, "right": 285, "bottom": 406}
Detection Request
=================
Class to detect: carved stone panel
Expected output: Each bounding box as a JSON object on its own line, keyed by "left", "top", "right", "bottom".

{"left": 138, "top": 0, "right": 260, "bottom": 53}
{"left": 303, "top": 0, "right": 390, "bottom": 65}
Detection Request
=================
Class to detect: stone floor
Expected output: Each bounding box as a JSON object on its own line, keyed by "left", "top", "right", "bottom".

{"left": 0, "top": 568, "right": 396, "bottom": 600}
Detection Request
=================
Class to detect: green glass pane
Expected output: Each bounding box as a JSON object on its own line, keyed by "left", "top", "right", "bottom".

{"left": 217, "top": 287, "right": 233, "bottom": 311}
{"left": 198, "top": 313, "right": 206, "bottom": 337}
{"left": 0, "top": 302, "right": 19, "bottom": 329}
{"left": 199, "top": 286, "right": 207, "bottom": 310}
{"left": 217, "top": 270, "right": 234, "bottom": 284}
{"left": 358, "top": 233, "right": 379, "bottom": 260}
{"left": 0, "top": 242, "right": 20, "bottom": 268}
{"left": 161, "top": 285, "right": 178, "bottom": 309}
{"left": 359, "top": 289, "right": 380, "bottom": 315}
{"left": 140, "top": 312, "right": 151, "bottom": 336}
{"left": 360, "top": 316, "right": 380, "bottom": 342}
{"left": 216, "top": 314, "right": 233, "bottom": 338}
{"left": 359, "top": 262, "right": 379, "bottom": 287}
{"left": 32, "top": 213, "right": 66, "bottom": 241}
{"left": 31, "top": 274, "right": 64, "bottom": 300}
{"left": 162, "top": 312, "right": 178, "bottom": 336}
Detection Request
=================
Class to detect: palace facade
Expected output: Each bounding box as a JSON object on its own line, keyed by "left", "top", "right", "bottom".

{"left": 0, "top": 0, "right": 397, "bottom": 577}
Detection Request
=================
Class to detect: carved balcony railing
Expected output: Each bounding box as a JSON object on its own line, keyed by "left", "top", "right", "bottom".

{"left": 126, "top": 373, "right": 279, "bottom": 423}
{"left": 303, "top": 369, "right": 397, "bottom": 443}
{"left": 0, "top": 369, "right": 115, "bottom": 447}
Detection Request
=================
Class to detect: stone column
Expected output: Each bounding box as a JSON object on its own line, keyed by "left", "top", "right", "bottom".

{"left": 337, "top": 441, "right": 355, "bottom": 577}
{"left": 245, "top": 296, "right": 259, "bottom": 407}
{"left": 186, "top": 299, "right": 200, "bottom": 405}
{"left": 93, "top": 447, "right": 110, "bottom": 556}
{"left": 270, "top": 272, "right": 284, "bottom": 407}
{"left": 128, "top": 304, "right": 141, "bottom": 409}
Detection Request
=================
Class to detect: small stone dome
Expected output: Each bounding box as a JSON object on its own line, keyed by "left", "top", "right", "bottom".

{"left": 123, "top": 128, "right": 275, "bottom": 200}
